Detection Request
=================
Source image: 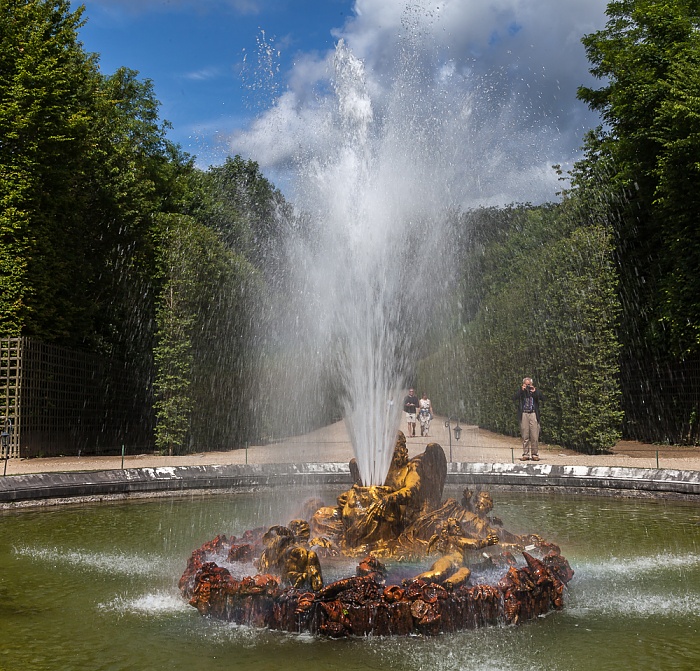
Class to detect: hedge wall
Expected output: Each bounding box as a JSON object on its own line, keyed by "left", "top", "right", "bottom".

{"left": 418, "top": 207, "right": 622, "bottom": 454}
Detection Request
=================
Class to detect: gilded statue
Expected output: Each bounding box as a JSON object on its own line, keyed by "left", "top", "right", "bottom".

{"left": 307, "top": 432, "right": 537, "bottom": 565}
{"left": 312, "top": 432, "right": 447, "bottom": 555}
{"left": 415, "top": 517, "right": 499, "bottom": 587}
{"left": 256, "top": 524, "right": 324, "bottom": 590}
{"left": 181, "top": 432, "right": 575, "bottom": 636}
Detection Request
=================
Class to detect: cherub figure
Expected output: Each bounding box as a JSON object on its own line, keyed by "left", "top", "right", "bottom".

{"left": 257, "top": 525, "right": 324, "bottom": 591}
{"left": 414, "top": 518, "right": 499, "bottom": 588}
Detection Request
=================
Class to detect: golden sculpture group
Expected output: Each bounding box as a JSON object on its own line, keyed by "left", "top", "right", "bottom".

{"left": 180, "top": 433, "right": 574, "bottom": 636}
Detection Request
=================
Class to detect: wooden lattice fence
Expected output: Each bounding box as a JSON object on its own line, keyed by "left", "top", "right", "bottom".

{"left": 0, "top": 337, "right": 153, "bottom": 458}
{"left": 0, "top": 337, "right": 20, "bottom": 459}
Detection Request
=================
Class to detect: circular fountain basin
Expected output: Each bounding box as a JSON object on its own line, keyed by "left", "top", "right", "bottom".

{"left": 1, "top": 486, "right": 699, "bottom": 670}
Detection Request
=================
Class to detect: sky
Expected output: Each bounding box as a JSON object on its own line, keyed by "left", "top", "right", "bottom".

{"left": 78, "top": 0, "right": 610, "bottom": 206}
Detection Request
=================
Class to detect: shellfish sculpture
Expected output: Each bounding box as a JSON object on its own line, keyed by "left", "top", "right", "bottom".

{"left": 179, "top": 434, "right": 573, "bottom": 636}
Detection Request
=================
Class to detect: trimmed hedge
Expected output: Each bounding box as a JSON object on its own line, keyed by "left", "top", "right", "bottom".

{"left": 419, "top": 207, "right": 622, "bottom": 454}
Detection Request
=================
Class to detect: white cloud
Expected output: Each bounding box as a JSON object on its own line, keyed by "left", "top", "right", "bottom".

{"left": 229, "top": 0, "right": 609, "bottom": 206}
{"left": 182, "top": 66, "right": 223, "bottom": 81}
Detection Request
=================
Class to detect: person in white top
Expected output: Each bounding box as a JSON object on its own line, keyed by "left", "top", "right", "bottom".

{"left": 418, "top": 392, "right": 434, "bottom": 437}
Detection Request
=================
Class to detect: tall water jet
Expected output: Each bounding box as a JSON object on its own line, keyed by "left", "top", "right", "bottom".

{"left": 279, "top": 29, "right": 466, "bottom": 486}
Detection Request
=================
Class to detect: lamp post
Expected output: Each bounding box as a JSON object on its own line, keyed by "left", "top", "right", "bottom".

{"left": 444, "top": 416, "right": 462, "bottom": 462}
{"left": 1, "top": 418, "right": 11, "bottom": 477}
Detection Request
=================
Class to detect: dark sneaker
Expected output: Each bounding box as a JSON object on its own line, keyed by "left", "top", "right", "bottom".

{"left": 519, "top": 455, "right": 530, "bottom": 461}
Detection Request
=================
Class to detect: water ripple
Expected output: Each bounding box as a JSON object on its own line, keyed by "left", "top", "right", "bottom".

{"left": 13, "top": 545, "right": 176, "bottom": 577}
{"left": 573, "top": 552, "right": 700, "bottom": 579}
{"left": 569, "top": 591, "right": 700, "bottom": 618}
{"left": 98, "top": 591, "right": 190, "bottom": 615}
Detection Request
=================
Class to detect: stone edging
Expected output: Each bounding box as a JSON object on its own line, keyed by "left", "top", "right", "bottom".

{"left": 448, "top": 462, "right": 700, "bottom": 499}
{"left": 0, "top": 462, "right": 698, "bottom": 507}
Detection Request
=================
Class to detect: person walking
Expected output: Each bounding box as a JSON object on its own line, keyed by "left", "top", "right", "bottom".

{"left": 403, "top": 388, "right": 419, "bottom": 437}
{"left": 513, "top": 377, "right": 543, "bottom": 461}
{"left": 418, "top": 392, "right": 434, "bottom": 437}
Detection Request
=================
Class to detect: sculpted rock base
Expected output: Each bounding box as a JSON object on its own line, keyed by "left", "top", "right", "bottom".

{"left": 179, "top": 436, "right": 574, "bottom": 636}
{"left": 180, "top": 539, "right": 572, "bottom": 636}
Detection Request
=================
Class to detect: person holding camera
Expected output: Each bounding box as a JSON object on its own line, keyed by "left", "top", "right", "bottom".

{"left": 513, "top": 377, "right": 543, "bottom": 461}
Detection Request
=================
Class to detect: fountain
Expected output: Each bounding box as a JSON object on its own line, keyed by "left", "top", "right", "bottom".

{"left": 175, "top": 18, "right": 579, "bottom": 637}
{"left": 179, "top": 435, "right": 573, "bottom": 635}
{"left": 1, "top": 4, "right": 699, "bottom": 668}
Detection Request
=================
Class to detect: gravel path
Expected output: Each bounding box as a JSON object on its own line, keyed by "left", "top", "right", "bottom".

{"left": 4, "top": 415, "right": 700, "bottom": 475}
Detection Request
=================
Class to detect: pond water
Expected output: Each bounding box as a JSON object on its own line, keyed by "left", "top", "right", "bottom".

{"left": 1, "top": 486, "right": 699, "bottom": 671}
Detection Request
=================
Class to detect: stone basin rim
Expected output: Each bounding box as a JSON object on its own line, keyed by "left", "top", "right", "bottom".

{"left": 1, "top": 461, "right": 699, "bottom": 507}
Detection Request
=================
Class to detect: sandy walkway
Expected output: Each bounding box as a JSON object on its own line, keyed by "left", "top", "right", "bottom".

{"left": 4, "top": 416, "right": 700, "bottom": 476}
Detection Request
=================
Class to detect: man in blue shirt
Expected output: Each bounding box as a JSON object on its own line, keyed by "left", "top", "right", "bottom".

{"left": 513, "top": 377, "right": 544, "bottom": 461}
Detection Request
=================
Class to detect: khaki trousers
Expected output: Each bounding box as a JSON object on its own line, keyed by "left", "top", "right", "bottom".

{"left": 520, "top": 412, "right": 539, "bottom": 456}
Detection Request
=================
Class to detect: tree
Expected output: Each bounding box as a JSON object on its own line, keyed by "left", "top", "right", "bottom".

{"left": 0, "top": 2, "right": 181, "bottom": 354}
{"left": 576, "top": 0, "right": 700, "bottom": 442}
{"left": 577, "top": 0, "right": 700, "bottom": 348}
{"left": 152, "top": 213, "right": 262, "bottom": 454}
{"left": 85, "top": 66, "right": 183, "bottom": 362}
{"left": 652, "top": 36, "right": 700, "bottom": 351}
{"left": 419, "top": 203, "right": 623, "bottom": 453}
{"left": 0, "top": 0, "right": 98, "bottom": 339}
{"left": 207, "top": 156, "right": 290, "bottom": 279}
{"left": 152, "top": 215, "right": 197, "bottom": 455}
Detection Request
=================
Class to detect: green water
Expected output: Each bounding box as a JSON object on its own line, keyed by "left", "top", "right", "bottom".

{"left": 1, "top": 487, "right": 699, "bottom": 671}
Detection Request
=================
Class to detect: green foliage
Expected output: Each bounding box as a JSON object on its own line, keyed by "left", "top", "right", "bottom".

{"left": 0, "top": 0, "right": 97, "bottom": 338}
{"left": 419, "top": 204, "right": 623, "bottom": 453}
{"left": 534, "top": 226, "right": 623, "bottom": 451}
{"left": 652, "top": 36, "right": 700, "bottom": 350}
{"left": 205, "top": 155, "right": 291, "bottom": 283}
{"left": 0, "top": 2, "right": 179, "bottom": 356}
{"left": 576, "top": 1, "right": 700, "bottom": 350}
{"left": 574, "top": 0, "right": 700, "bottom": 442}
{"left": 0, "top": 1, "right": 299, "bottom": 455}
{"left": 84, "top": 66, "right": 180, "bottom": 367}
{"left": 152, "top": 213, "right": 263, "bottom": 454}
{"left": 0, "top": 2, "right": 274, "bottom": 453}
{"left": 152, "top": 215, "right": 198, "bottom": 455}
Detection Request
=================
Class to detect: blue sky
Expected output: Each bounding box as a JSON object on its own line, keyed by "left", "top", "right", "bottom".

{"left": 79, "top": 0, "right": 355, "bottom": 166}
{"left": 78, "top": 0, "right": 609, "bottom": 205}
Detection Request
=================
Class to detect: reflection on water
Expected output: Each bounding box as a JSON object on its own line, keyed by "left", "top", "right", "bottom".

{"left": 1, "top": 488, "right": 699, "bottom": 670}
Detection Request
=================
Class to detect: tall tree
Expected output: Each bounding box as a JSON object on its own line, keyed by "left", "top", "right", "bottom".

{"left": 576, "top": 0, "right": 700, "bottom": 442}
{"left": 85, "top": 66, "right": 182, "bottom": 360}
{"left": 207, "top": 156, "right": 290, "bottom": 278}
{"left": 419, "top": 203, "right": 623, "bottom": 453}
{"left": 152, "top": 213, "right": 262, "bottom": 454}
{"left": 0, "top": 2, "right": 180, "bottom": 353}
{"left": 0, "top": 0, "right": 98, "bottom": 339}
{"left": 652, "top": 33, "right": 700, "bottom": 351}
